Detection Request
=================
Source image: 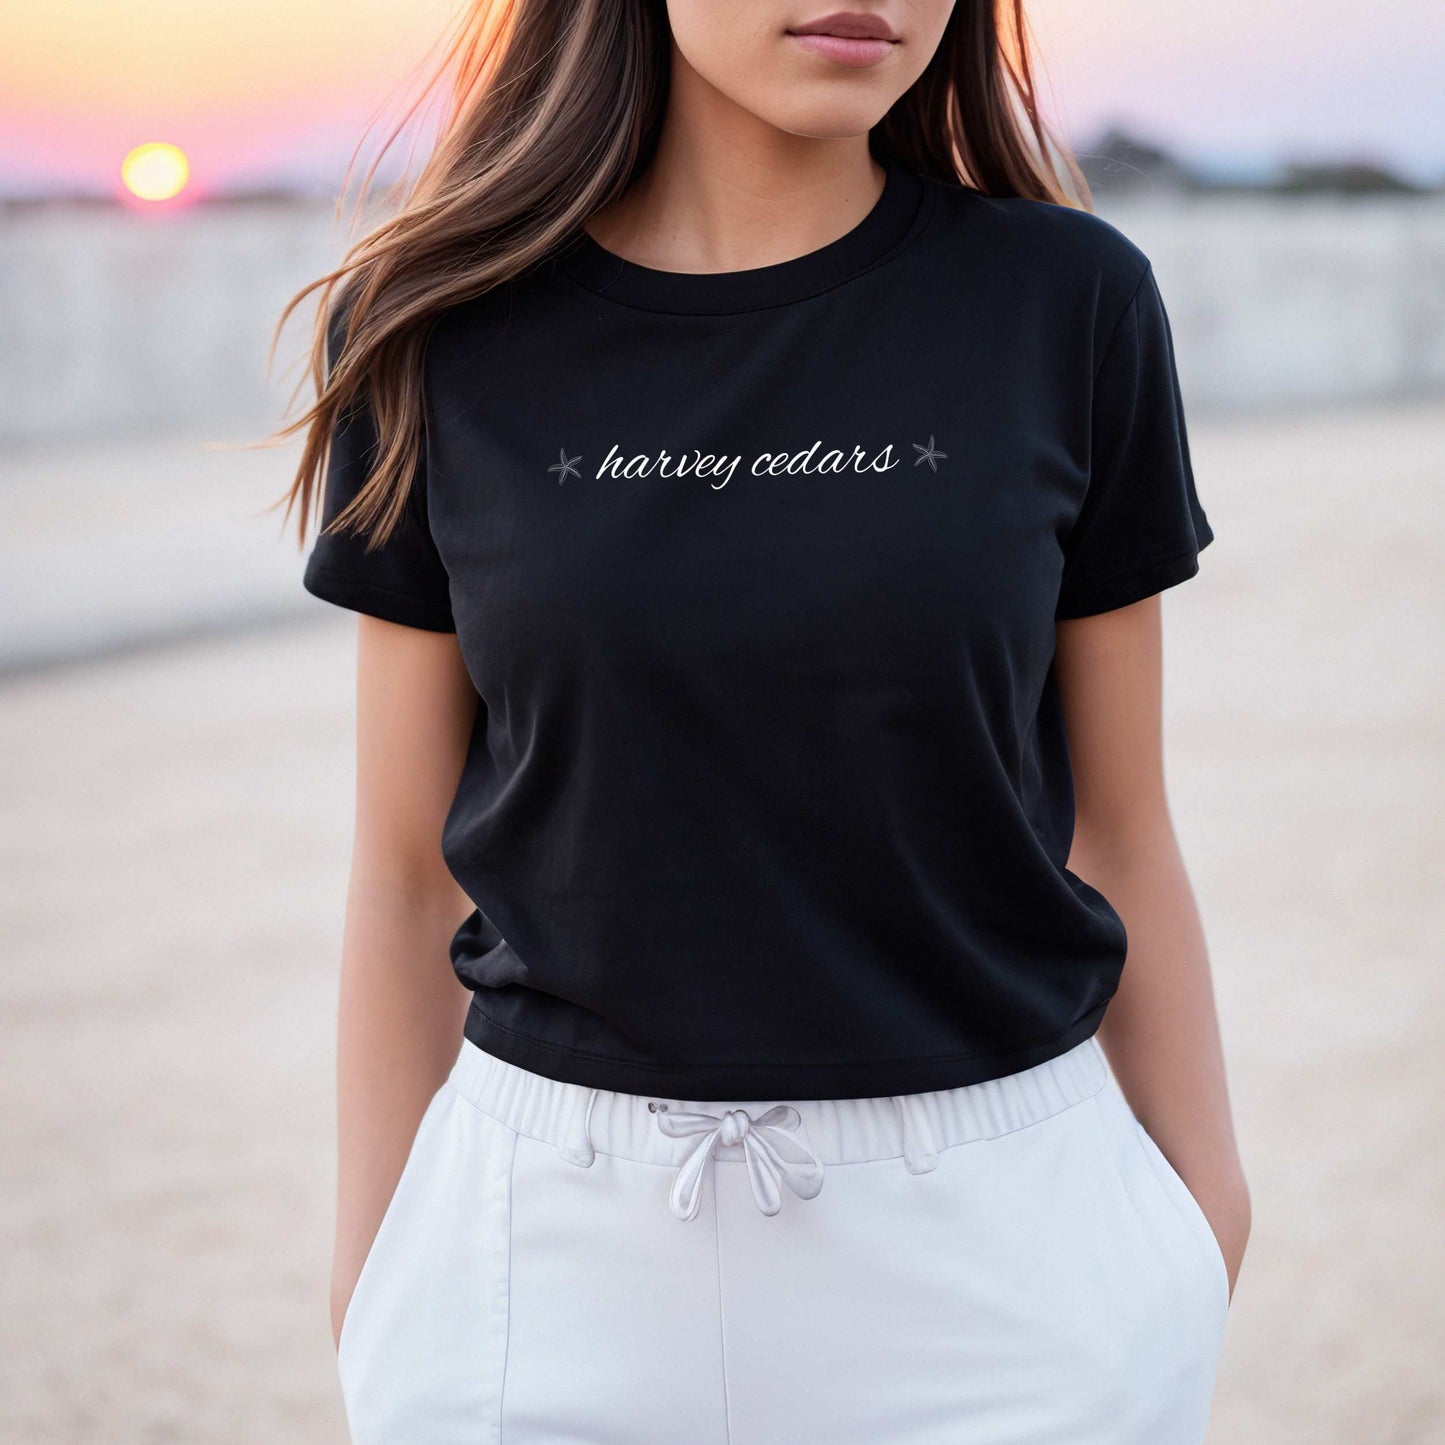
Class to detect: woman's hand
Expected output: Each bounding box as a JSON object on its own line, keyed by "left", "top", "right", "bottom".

{"left": 330, "top": 1268, "right": 355, "bottom": 1352}
{"left": 1191, "top": 1167, "right": 1252, "bottom": 1302}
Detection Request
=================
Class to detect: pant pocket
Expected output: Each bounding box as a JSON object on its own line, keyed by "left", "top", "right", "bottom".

{"left": 1130, "top": 1110, "right": 1231, "bottom": 1315}
{"left": 335, "top": 1085, "right": 445, "bottom": 1364}
{"left": 337, "top": 1083, "right": 517, "bottom": 1445}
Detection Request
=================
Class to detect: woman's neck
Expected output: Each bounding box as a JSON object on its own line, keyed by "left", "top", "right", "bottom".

{"left": 584, "top": 56, "right": 885, "bottom": 275}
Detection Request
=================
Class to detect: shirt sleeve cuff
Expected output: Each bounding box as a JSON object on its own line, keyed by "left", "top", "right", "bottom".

{"left": 302, "top": 563, "right": 456, "bottom": 633}
{"left": 1055, "top": 533, "right": 1212, "bottom": 621}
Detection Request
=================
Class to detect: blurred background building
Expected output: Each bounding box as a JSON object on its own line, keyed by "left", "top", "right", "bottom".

{"left": 2, "top": 2, "right": 1441, "bottom": 1441}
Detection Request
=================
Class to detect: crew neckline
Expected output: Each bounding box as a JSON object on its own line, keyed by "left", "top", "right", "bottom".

{"left": 553, "top": 157, "right": 930, "bottom": 315}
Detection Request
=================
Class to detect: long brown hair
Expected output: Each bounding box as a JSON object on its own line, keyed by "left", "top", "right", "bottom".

{"left": 271, "top": 0, "right": 1087, "bottom": 551}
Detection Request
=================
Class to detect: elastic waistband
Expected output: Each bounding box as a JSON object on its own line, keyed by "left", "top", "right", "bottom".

{"left": 446, "top": 1034, "right": 1110, "bottom": 1171}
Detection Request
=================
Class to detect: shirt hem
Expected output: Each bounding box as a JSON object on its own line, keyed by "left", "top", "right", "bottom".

{"left": 461, "top": 996, "right": 1112, "bottom": 1101}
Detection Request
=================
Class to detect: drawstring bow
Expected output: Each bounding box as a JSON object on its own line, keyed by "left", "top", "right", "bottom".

{"left": 653, "top": 1103, "right": 825, "bottom": 1222}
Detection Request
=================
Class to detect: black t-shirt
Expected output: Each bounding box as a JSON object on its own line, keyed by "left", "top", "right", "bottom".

{"left": 303, "top": 158, "right": 1213, "bottom": 1100}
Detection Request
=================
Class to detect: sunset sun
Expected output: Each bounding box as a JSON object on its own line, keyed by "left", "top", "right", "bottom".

{"left": 120, "top": 142, "right": 190, "bottom": 202}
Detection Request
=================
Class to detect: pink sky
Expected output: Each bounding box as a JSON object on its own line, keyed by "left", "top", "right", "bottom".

{"left": 0, "top": 0, "right": 1439, "bottom": 196}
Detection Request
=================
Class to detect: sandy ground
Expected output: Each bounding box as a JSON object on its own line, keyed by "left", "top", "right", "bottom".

{"left": 0, "top": 427, "right": 310, "bottom": 673}
{"left": 1, "top": 398, "right": 1443, "bottom": 1442}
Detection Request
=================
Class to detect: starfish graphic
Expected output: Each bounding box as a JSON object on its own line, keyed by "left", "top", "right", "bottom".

{"left": 548, "top": 447, "right": 581, "bottom": 484}
{"left": 912, "top": 435, "right": 947, "bottom": 472}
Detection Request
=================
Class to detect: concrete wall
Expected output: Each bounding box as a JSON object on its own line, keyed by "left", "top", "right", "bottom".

{"left": 1107, "top": 194, "right": 1445, "bottom": 411}
{"left": 0, "top": 199, "right": 348, "bottom": 446}
{"left": 2, "top": 192, "right": 1443, "bottom": 446}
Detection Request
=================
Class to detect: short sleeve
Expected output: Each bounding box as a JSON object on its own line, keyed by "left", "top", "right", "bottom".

{"left": 1055, "top": 262, "right": 1214, "bottom": 620}
{"left": 301, "top": 308, "right": 455, "bottom": 633}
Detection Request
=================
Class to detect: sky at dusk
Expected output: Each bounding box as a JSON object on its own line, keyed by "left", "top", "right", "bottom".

{"left": 1, "top": 0, "right": 1439, "bottom": 198}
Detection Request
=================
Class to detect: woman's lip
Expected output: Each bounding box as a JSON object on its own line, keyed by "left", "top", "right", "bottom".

{"left": 789, "top": 11, "right": 898, "bottom": 40}
{"left": 787, "top": 32, "right": 898, "bottom": 67}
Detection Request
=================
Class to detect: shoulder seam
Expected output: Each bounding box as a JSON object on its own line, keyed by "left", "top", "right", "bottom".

{"left": 1092, "top": 259, "right": 1153, "bottom": 386}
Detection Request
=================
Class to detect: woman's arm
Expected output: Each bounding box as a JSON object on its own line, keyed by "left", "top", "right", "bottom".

{"left": 329, "top": 615, "right": 480, "bottom": 1346}
{"left": 1055, "top": 595, "right": 1251, "bottom": 1299}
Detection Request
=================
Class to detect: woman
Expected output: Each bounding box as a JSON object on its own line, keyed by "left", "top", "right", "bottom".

{"left": 277, "top": 0, "right": 1251, "bottom": 1439}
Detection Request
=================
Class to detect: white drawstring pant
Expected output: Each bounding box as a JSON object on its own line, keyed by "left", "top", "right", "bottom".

{"left": 337, "top": 1034, "right": 1228, "bottom": 1443}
